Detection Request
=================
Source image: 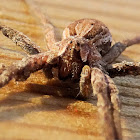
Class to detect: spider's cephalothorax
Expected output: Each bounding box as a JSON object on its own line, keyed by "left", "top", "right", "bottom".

{"left": 54, "top": 36, "right": 102, "bottom": 81}
{"left": 51, "top": 18, "right": 111, "bottom": 81}
{"left": 56, "top": 37, "right": 84, "bottom": 81}
{"left": 0, "top": 2, "right": 140, "bottom": 140}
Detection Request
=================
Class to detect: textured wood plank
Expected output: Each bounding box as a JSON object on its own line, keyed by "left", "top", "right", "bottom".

{"left": 0, "top": 0, "right": 140, "bottom": 140}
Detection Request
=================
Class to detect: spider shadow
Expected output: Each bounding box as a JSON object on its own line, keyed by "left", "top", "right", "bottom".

{"left": 0, "top": 80, "right": 97, "bottom": 122}
{"left": 0, "top": 54, "right": 135, "bottom": 122}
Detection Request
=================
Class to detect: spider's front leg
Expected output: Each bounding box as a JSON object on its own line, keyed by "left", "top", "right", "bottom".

{"left": 91, "top": 67, "right": 122, "bottom": 140}
{"left": 79, "top": 65, "right": 92, "bottom": 98}
{"left": 0, "top": 25, "right": 40, "bottom": 55}
{"left": 0, "top": 52, "right": 58, "bottom": 88}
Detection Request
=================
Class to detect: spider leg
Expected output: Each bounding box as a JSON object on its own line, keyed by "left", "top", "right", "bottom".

{"left": 0, "top": 25, "right": 40, "bottom": 55}
{"left": 102, "top": 36, "right": 140, "bottom": 64}
{"left": 79, "top": 65, "right": 92, "bottom": 98}
{"left": 91, "top": 67, "right": 122, "bottom": 140}
{"left": 25, "top": 0, "right": 59, "bottom": 51}
{"left": 0, "top": 51, "right": 58, "bottom": 88}
{"left": 107, "top": 61, "right": 140, "bottom": 77}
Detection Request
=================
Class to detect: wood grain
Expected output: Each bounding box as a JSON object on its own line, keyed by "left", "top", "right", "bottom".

{"left": 0, "top": 0, "right": 140, "bottom": 140}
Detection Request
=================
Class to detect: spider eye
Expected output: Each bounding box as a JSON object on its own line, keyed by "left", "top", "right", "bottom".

{"left": 91, "top": 23, "right": 94, "bottom": 25}
{"left": 69, "top": 48, "right": 71, "bottom": 50}
{"left": 70, "top": 41, "right": 73, "bottom": 44}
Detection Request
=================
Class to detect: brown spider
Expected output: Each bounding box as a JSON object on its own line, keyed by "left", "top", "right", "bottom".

{"left": 0, "top": 1, "right": 140, "bottom": 140}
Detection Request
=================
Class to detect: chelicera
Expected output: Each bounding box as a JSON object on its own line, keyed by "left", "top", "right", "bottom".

{"left": 0, "top": 1, "right": 140, "bottom": 140}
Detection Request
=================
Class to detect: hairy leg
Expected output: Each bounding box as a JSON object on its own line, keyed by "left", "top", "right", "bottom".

{"left": 0, "top": 51, "right": 58, "bottom": 88}
{"left": 107, "top": 61, "right": 140, "bottom": 77}
{"left": 79, "top": 65, "right": 92, "bottom": 98}
{"left": 25, "top": 0, "right": 58, "bottom": 51}
{"left": 0, "top": 25, "right": 40, "bottom": 55}
{"left": 102, "top": 36, "right": 140, "bottom": 64}
{"left": 91, "top": 67, "right": 122, "bottom": 140}
{"left": 105, "top": 74, "right": 122, "bottom": 140}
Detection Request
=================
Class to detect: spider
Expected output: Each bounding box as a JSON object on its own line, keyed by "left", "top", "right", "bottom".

{"left": 0, "top": 1, "right": 140, "bottom": 140}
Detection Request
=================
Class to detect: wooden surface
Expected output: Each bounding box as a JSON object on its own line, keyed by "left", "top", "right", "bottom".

{"left": 0, "top": 0, "right": 140, "bottom": 140}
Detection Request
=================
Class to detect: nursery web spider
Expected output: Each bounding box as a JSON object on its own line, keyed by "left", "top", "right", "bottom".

{"left": 0, "top": 0, "right": 140, "bottom": 140}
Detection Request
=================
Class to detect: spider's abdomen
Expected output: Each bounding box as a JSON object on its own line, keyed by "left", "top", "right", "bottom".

{"left": 63, "top": 18, "right": 112, "bottom": 56}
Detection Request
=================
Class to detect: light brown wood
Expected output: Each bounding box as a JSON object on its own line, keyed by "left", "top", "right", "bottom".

{"left": 0, "top": 0, "right": 140, "bottom": 140}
